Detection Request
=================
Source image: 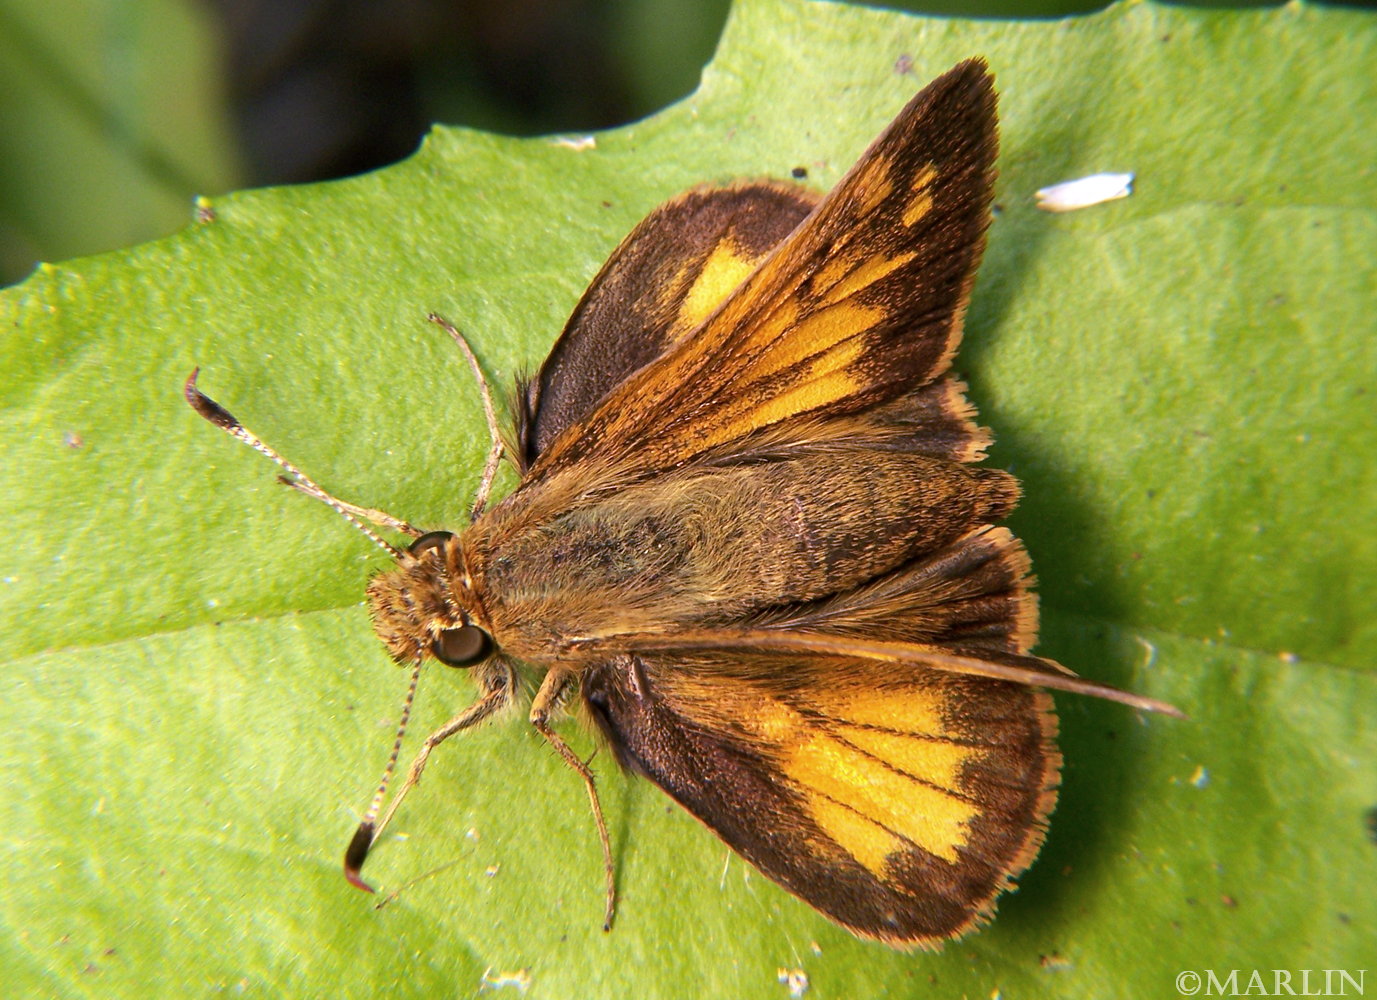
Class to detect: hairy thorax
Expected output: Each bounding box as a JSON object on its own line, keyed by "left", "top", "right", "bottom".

{"left": 455, "top": 447, "right": 1016, "bottom": 661}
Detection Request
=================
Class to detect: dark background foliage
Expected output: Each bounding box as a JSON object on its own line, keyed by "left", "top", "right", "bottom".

{"left": 3, "top": 0, "right": 1375, "bottom": 286}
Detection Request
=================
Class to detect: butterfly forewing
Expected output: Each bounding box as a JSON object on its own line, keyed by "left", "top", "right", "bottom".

{"left": 526, "top": 59, "right": 998, "bottom": 483}
{"left": 582, "top": 650, "right": 1058, "bottom": 947}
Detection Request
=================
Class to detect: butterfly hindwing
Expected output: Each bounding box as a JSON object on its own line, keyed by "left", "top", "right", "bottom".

{"left": 758, "top": 526, "right": 1042, "bottom": 657}
{"left": 517, "top": 183, "right": 819, "bottom": 468}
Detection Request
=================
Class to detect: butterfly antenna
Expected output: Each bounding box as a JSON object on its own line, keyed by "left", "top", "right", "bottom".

{"left": 427, "top": 313, "right": 505, "bottom": 519}
{"left": 184, "top": 369, "right": 404, "bottom": 560}
{"left": 344, "top": 654, "right": 424, "bottom": 892}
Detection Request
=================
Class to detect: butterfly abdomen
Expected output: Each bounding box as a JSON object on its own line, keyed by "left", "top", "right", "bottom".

{"left": 480, "top": 446, "right": 1017, "bottom": 652}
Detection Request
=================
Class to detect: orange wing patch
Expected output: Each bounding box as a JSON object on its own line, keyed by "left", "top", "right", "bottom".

{"left": 902, "top": 164, "right": 939, "bottom": 226}
{"left": 777, "top": 683, "right": 984, "bottom": 871}
{"left": 850, "top": 153, "right": 896, "bottom": 215}
{"left": 661, "top": 664, "right": 998, "bottom": 874}
{"left": 670, "top": 237, "right": 762, "bottom": 337}
{"left": 788, "top": 729, "right": 982, "bottom": 870}
{"left": 816, "top": 251, "right": 918, "bottom": 308}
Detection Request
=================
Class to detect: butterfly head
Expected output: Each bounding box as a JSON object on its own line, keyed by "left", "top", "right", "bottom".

{"left": 366, "top": 529, "right": 494, "bottom": 668}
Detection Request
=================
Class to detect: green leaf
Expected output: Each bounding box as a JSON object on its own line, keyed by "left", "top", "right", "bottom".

{"left": 2, "top": 1, "right": 1373, "bottom": 996}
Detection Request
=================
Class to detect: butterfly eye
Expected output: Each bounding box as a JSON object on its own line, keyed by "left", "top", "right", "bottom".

{"left": 432, "top": 625, "right": 492, "bottom": 667}
{"left": 408, "top": 531, "right": 454, "bottom": 559}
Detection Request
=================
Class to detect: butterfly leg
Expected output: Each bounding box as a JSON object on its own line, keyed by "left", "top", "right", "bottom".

{"left": 428, "top": 312, "right": 506, "bottom": 520}
{"left": 347, "top": 659, "right": 518, "bottom": 891}
{"left": 530, "top": 667, "right": 616, "bottom": 931}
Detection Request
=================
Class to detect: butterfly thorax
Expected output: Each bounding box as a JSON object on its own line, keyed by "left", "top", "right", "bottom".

{"left": 463, "top": 448, "right": 1017, "bottom": 660}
